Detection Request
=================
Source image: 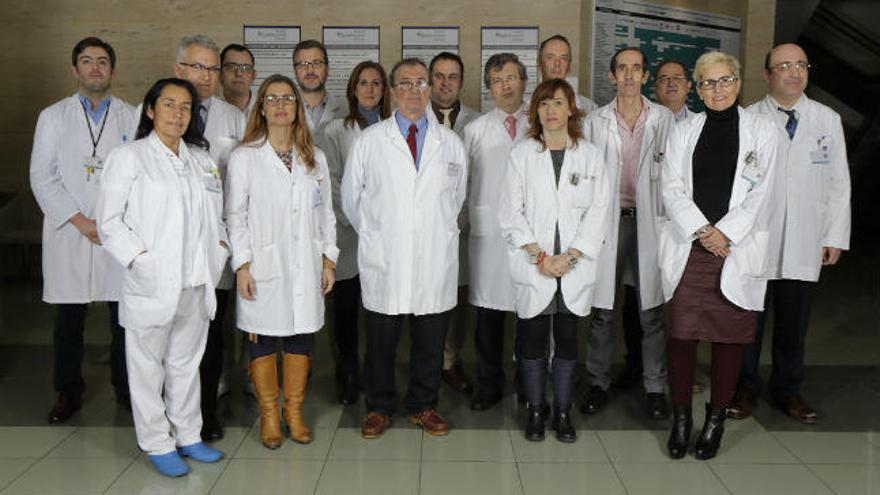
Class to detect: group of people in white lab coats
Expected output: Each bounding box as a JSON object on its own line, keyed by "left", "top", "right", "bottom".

{"left": 29, "top": 30, "right": 850, "bottom": 476}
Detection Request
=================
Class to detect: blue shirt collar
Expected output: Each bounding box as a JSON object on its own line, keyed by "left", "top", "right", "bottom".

{"left": 78, "top": 93, "right": 111, "bottom": 125}
{"left": 394, "top": 111, "right": 428, "bottom": 136}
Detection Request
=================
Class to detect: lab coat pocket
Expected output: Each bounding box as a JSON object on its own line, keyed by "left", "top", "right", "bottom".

{"left": 469, "top": 205, "right": 494, "bottom": 237}
{"left": 357, "top": 230, "right": 385, "bottom": 277}
{"left": 251, "top": 243, "right": 281, "bottom": 282}
{"left": 567, "top": 176, "right": 595, "bottom": 208}
{"left": 735, "top": 230, "right": 770, "bottom": 277}
{"left": 125, "top": 252, "right": 159, "bottom": 298}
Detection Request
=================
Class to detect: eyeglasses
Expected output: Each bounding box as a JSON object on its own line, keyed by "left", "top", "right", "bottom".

{"left": 222, "top": 63, "right": 254, "bottom": 73}
{"left": 490, "top": 75, "right": 521, "bottom": 87}
{"left": 698, "top": 75, "right": 738, "bottom": 90}
{"left": 771, "top": 61, "right": 811, "bottom": 73}
{"left": 393, "top": 79, "right": 429, "bottom": 93}
{"left": 263, "top": 94, "right": 297, "bottom": 106}
{"left": 294, "top": 60, "right": 327, "bottom": 70}
{"left": 656, "top": 75, "right": 688, "bottom": 85}
{"left": 178, "top": 62, "right": 221, "bottom": 74}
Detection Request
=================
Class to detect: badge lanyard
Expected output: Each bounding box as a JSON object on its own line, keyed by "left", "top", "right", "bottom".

{"left": 82, "top": 99, "right": 111, "bottom": 181}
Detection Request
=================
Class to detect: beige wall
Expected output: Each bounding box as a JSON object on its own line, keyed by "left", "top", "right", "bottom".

{"left": 0, "top": 0, "right": 774, "bottom": 193}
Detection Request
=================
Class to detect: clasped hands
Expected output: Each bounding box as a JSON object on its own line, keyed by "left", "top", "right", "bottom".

{"left": 698, "top": 225, "right": 730, "bottom": 257}
{"left": 524, "top": 243, "right": 580, "bottom": 278}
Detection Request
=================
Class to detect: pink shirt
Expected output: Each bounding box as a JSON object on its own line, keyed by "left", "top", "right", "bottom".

{"left": 614, "top": 98, "right": 649, "bottom": 208}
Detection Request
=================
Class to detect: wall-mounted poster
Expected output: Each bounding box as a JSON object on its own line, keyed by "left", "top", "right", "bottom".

{"left": 323, "top": 26, "right": 381, "bottom": 98}
{"left": 401, "top": 27, "right": 460, "bottom": 65}
{"left": 480, "top": 26, "right": 539, "bottom": 112}
{"left": 591, "top": 0, "right": 741, "bottom": 108}
{"left": 243, "top": 25, "right": 301, "bottom": 93}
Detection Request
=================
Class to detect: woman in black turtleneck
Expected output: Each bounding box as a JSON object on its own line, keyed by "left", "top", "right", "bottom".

{"left": 658, "top": 51, "right": 779, "bottom": 462}
{"left": 319, "top": 61, "right": 392, "bottom": 405}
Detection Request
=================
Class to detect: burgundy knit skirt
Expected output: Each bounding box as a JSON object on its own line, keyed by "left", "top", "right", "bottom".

{"left": 668, "top": 244, "right": 758, "bottom": 344}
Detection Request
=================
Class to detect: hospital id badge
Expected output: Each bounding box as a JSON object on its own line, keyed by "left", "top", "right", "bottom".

{"left": 447, "top": 162, "right": 461, "bottom": 177}
{"left": 84, "top": 155, "right": 104, "bottom": 181}
{"left": 810, "top": 150, "right": 830, "bottom": 164}
{"left": 203, "top": 174, "right": 222, "bottom": 193}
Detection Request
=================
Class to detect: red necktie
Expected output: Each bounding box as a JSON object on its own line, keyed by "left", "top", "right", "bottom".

{"left": 406, "top": 123, "right": 418, "bottom": 166}
{"left": 505, "top": 115, "right": 517, "bottom": 140}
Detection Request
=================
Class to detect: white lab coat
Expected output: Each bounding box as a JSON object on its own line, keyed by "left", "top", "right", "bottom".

{"left": 463, "top": 104, "right": 529, "bottom": 310}
{"left": 427, "top": 101, "right": 481, "bottom": 286}
{"left": 225, "top": 141, "right": 339, "bottom": 335}
{"left": 29, "top": 94, "right": 136, "bottom": 303}
{"left": 746, "top": 94, "right": 851, "bottom": 282}
{"left": 582, "top": 97, "right": 675, "bottom": 310}
{"left": 318, "top": 118, "right": 367, "bottom": 281}
{"left": 657, "top": 107, "right": 779, "bottom": 311}
{"left": 341, "top": 113, "right": 468, "bottom": 315}
{"left": 97, "top": 132, "right": 229, "bottom": 329}
{"left": 498, "top": 137, "right": 611, "bottom": 318}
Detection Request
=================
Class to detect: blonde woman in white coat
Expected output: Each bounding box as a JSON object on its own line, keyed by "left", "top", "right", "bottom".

{"left": 658, "top": 52, "right": 778, "bottom": 461}
{"left": 499, "top": 79, "right": 610, "bottom": 443}
{"left": 318, "top": 61, "right": 391, "bottom": 406}
{"left": 226, "top": 74, "right": 338, "bottom": 449}
{"left": 98, "top": 78, "right": 229, "bottom": 477}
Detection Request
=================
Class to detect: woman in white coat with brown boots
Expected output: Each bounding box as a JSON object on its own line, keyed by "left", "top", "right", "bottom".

{"left": 98, "top": 78, "right": 229, "bottom": 477}
{"left": 499, "top": 78, "right": 610, "bottom": 443}
{"left": 225, "top": 74, "right": 338, "bottom": 449}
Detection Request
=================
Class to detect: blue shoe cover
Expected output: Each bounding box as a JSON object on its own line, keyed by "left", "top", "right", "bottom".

{"left": 147, "top": 451, "right": 189, "bottom": 477}
{"left": 178, "top": 441, "right": 224, "bottom": 463}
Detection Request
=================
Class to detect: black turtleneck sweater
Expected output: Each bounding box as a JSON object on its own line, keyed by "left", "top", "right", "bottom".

{"left": 692, "top": 104, "right": 739, "bottom": 224}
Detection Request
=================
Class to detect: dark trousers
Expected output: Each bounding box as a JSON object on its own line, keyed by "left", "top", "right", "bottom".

{"left": 517, "top": 312, "right": 579, "bottom": 361}
{"left": 363, "top": 310, "right": 449, "bottom": 415}
{"left": 621, "top": 285, "right": 644, "bottom": 371}
{"left": 53, "top": 302, "right": 128, "bottom": 400}
{"left": 248, "top": 334, "right": 313, "bottom": 360}
{"left": 740, "top": 279, "right": 816, "bottom": 398}
{"left": 474, "top": 307, "right": 511, "bottom": 396}
{"left": 333, "top": 276, "right": 361, "bottom": 374}
{"left": 200, "top": 288, "right": 230, "bottom": 418}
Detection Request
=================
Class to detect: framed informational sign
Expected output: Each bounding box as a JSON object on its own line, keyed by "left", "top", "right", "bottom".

{"left": 480, "top": 26, "right": 539, "bottom": 111}
{"left": 323, "top": 26, "right": 381, "bottom": 98}
{"left": 243, "top": 25, "right": 301, "bottom": 93}
{"left": 401, "top": 27, "right": 460, "bottom": 65}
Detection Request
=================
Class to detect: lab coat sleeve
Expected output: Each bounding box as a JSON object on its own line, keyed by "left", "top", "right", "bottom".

{"left": 820, "top": 113, "right": 851, "bottom": 249}
{"left": 568, "top": 147, "right": 610, "bottom": 259}
{"left": 29, "top": 108, "right": 82, "bottom": 228}
{"left": 715, "top": 118, "right": 779, "bottom": 245}
{"left": 96, "top": 147, "right": 148, "bottom": 268}
{"left": 323, "top": 123, "right": 351, "bottom": 228}
{"left": 224, "top": 149, "right": 253, "bottom": 272}
{"left": 317, "top": 152, "right": 340, "bottom": 263}
{"left": 453, "top": 139, "right": 468, "bottom": 215}
{"left": 341, "top": 134, "right": 366, "bottom": 233}
{"left": 661, "top": 123, "right": 709, "bottom": 240}
{"left": 498, "top": 149, "right": 538, "bottom": 249}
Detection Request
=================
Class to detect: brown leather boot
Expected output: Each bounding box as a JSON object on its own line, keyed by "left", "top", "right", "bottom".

{"left": 283, "top": 353, "right": 312, "bottom": 444}
{"left": 250, "top": 355, "right": 283, "bottom": 449}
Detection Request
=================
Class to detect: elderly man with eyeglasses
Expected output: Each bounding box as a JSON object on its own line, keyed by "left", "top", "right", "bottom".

{"left": 168, "top": 34, "right": 247, "bottom": 442}
{"left": 341, "top": 58, "right": 467, "bottom": 440}
{"left": 730, "top": 43, "right": 851, "bottom": 424}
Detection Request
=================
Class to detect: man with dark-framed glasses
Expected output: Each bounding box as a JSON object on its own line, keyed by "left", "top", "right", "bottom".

{"left": 220, "top": 43, "right": 257, "bottom": 116}
{"left": 292, "top": 39, "right": 347, "bottom": 134}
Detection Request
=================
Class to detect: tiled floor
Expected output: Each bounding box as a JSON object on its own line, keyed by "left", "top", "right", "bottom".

{"left": 0, "top": 245, "right": 878, "bottom": 494}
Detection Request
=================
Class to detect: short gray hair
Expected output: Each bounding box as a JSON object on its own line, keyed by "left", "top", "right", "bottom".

{"left": 176, "top": 34, "right": 219, "bottom": 63}
{"left": 483, "top": 53, "right": 527, "bottom": 89}
{"left": 693, "top": 51, "right": 741, "bottom": 83}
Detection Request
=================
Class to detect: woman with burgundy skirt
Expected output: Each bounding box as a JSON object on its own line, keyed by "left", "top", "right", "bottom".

{"left": 656, "top": 51, "right": 779, "bottom": 460}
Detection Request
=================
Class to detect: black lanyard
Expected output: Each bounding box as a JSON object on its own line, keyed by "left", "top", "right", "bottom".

{"left": 81, "top": 99, "right": 111, "bottom": 157}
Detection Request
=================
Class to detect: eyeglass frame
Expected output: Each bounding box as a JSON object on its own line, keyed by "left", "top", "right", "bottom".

{"left": 177, "top": 62, "right": 221, "bottom": 74}
{"left": 392, "top": 79, "right": 429, "bottom": 93}
{"left": 770, "top": 61, "right": 811, "bottom": 73}
{"left": 222, "top": 62, "right": 255, "bottom": 73}
{"left": 697, "top": 75, "right": 739, "bottom": 90}
{"left": 489, "top": 74, "right": 521, "bottom": 87}
{"left": 656, "top": 74, "right": 688, "bottom": 85}
{"left": 294, "top": 60, "right": 327, "bottom": 70}
{"left": 263, "top": 94, "right": 297, "bottom": 106}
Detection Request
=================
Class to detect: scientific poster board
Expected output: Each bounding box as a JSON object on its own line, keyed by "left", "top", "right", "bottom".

{"left": 401, "top": 27, "right": 460, "bottom": 65}
{"left": 243, "top": 25, "right": 301, "bottom": 93}
{"left": 480, "top": 27, "right": 539, "bottom": 112}
{"left": 323, "top": 26, "right": 381, "bottom": 98}
{"left": 591, "top": 0, "right": 741, "bottom": 108}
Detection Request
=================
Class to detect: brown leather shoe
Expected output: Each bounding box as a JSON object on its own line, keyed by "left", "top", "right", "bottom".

{"left": 442, "top": 364, "right": 473, "bottom": 395}
{"left": 409, "top": 409, "right": 450, "bottom": 436}
{"left": 774, "top": 395, "right": 818, "bottom": 424}
{"left": 727, "top": 388, "right": 756, "bottom": 420}
{"left": 48, "top": 394, "right": 81, "bottom": 424}
{"left": 361, "top": 412, "right": 391, "bottom": 439}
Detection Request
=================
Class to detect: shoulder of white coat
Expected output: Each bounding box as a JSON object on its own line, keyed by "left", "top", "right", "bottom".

{"left": 802, "top": 96, "right": 842, "bottom": 122}
{"left": 187, "top": 144, "right": 217, "bottom": 171}
{"left": 434, "top": 121, "right": 464, "bottom": 147}
{"left": 106, "top": 137, "right": 148, "bottom": 164}
{"left": 510, "top": 138, "right": 539, "bottom": 159}
{"left": 39, "top": 96, "right": 76, "bottom": 122}
{"left": 229, "top": 141, "right": 262, "bottom": 161}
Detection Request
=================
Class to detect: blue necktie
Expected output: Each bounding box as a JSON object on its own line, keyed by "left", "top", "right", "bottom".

{"left": 195, "top": 104, "right": 207, "bottom": 136}
{"left": 778, "top": 107, "right": 797, "bottom": 140}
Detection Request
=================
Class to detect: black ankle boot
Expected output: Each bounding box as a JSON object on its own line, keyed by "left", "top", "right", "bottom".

{"left": 667, "top": 405, "right": 693, "bottom": 459}
{"left": 552, "top": 407, "right": 576, "bottom": 443}
{"left": 694, "top": 403, "right": 727, "bottom": 460}
{"left": 525, "top": 405, "right": 545, "bottom": 441}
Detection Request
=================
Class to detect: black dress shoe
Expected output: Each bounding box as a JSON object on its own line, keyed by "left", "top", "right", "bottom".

{"left": 552, "top": 407, "right": 577, "bottom": 443}
{"left": 470, "top": 392, "right": 503, "bottom": 411}
{"left": 524, "top": 405, "right": 545, "bottom": 441}
{"left": 580, "top": 386, "right": 608, "bottom": 415}
{"left": 48, "top": 394, "right": 81, "bottom": 424}
{"left": 200, "top": 414, "right": 224, "bottom": 442}
{"left": 667, "top": 405, "right": 692, "bottom": 459}
{"left": 442, "top": 364, "right": 474, "bottom": 395}
{"left": 694, "top": 403, "right": 727, "bottom": 460}
{"left": 646, "top": 393, "right": 670, "bottom": 420}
